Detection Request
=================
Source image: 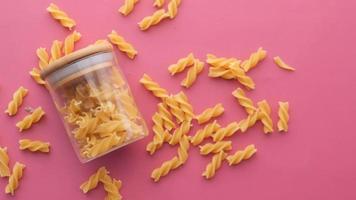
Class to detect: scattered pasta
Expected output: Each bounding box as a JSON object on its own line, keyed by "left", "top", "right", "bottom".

{"left": 212, "top": 122, "right": 240, "bottom": 142}
{"left": 108, "top": 30, "right": 138, "bottom": 59}
{"left": 167, "top": 0, "right": 181, "bottom": 19}
{"left": 226, "top": 144, "right": 257, "bottom": 166}
{"left": 5, "top": 162, "right": 25, "bottom": 196}
{"left": 232, "top": 88, "right": 256, "bottom": 115}
{"left": 139, "top": 74, "right": 169, "bottom": 99}
{"left": 49, "top": 40, "right": 63, "bottom": 63}
{"left": 36, "top": 47, "right": 50, "bottom": 70}
{"left": 47, "top": 3, "right": 76, "bottom": 30}
{"left": 277, "top": 101, "right": 290, "bottom": 132}
{"left": 19, "top": 139, "right": 50, "bottom": 153}
{"left": 80, "top": 167, "right": 108, "bottom": 193}
{"left": 257, "top": 100, "right": 273, "bottom": 133}
{"left": 202, "top": 151, "right": 226, "bottom": 179}
{"left": 16, "top": 106, "right": 45, "bottom": 132}
{"left": 154, "top": 0, "right": 165, "bottom": 8}
{"left": 0, "top": 147, "right": 10, "bottom": 177}
{"left": 63, "top": 31, "right": 81, "bottom": 55}
{"left": 241, "top": 47, "right": 267, "bottom": 72}
{"left": 181, "top": 59, "right": 204, "bottom": 88}
{"left": 177, "top": 135, "right": 190, "bottom": 164}
{"left": 29, "top": 68, "right": 46, "bottom": 85}
{"left": 195, "top": 103, "right": 224, "bottom": 124}
{"left": 169, "top": 120, "right": 191, "bottom": 145}
{"left": 168, "top": 53, "right": 195, "bottom": 75}
{"left": 5, "top": 86, "right": 28, "bottom": 116}
{"left": 208, "top": 66, "right": 235, "bottom": 80}
{"left": 164, "top": 95, "right": 185, "bottom": 123}
{"left": 146, "top": 113, "right": 171, "bottom": 155}
{"left": 157, "top": 103, "right": 175, "bottom": 131}
{"left": 138, "top": 9, "right": 168, "bottom": 31}
{"left": 151, "top": 156, "right": 182, "bottom": 182}
{"left": 238, "top": 110, "right": 259, "bottom": 133}
{"left": 119, "top": 0, "right": 139, "bottom": 16}
{"left": 199, "top": 141, "right": 232, "bottom": 155}
{"left": 229, "top": 62, "right": 255, "bottom": 90}
{"left": 174, "top": 91, "right": 194, "bottom": 121}
{"left": 274, "top": 56, "right": 295, "bottom": 71}
{"left": 190, "top": 120, "right": 220, "bottom": 146}
{"left": 100, "top": 173, "right": 123, "bottom": 200}
{"left": 206, "top": 54, "right": 239, "bottom": 69}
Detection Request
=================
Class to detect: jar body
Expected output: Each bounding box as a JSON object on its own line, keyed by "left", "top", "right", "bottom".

{"left": 45, "top": 51, "right": 148, "bottom": 163}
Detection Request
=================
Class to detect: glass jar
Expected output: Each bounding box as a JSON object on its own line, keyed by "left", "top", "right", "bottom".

{"left": 41, "top": 43, "right": 148, "bottom": 163}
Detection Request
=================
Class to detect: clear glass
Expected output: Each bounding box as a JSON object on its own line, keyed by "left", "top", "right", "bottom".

{"left": 45, "top": 52, "right": 148, "bottom": 163}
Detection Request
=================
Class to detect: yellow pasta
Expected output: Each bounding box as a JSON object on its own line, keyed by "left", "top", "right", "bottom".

{"left": 118, "top": 90, "right": 139, "bottom": 119}
{"left": 151, "top": 156, "right": 181, "bottom": 182}
{"left": 174, "top": 91, "right": 195, "bottom": 121}
{"left": 238, "top": 110, "right": 259, "bottom": 133}
{"left": 73, "top": 114, "right": 98, "bottom": 139}
{"left": 206, "top": 53, "right": 239, "bottom": 69}
{"left": 0, "top": 147, "right": 10, "bottom": 177}
{"left": 139, "top": 74, "right": 169, "bottom": 99}
{"left": 49, "top": 40, "right": 63, "bottom": 63}
{"left": 16, "top": 107, "right": 45, "bottom": 132}
{"left": 202, "top": 151, "right": 226, "bottom": 179}
{"left": 195, "top": 103, "right": 224, "bottom": 124}
{"left": 241, "top": 47, "right": 267, "bottom": 72}
{"left": 226, "top": 144, "right": 257, "bottom": 166}
{"left": 257, "top": 100, "right": 274, "bottom": 134}
{"left": 164, "top": 95, "right": 185, "bottom": 123}
{"left": 92, "top": 120, "right": 126, "bottom": 137}
{"left": 277, "top": 101, "right": 290, "bottom": 132}
{"left": 232, "top": 88, "right": 256, "bottom": 115}
{"left": 154, "top": 0, "right": 165, "bottom": 8}
{"left": 199, "top": 141, "right": 232, "bottom": 155}
{"left": 108, "top": 30, "right": 138, "bottom": 59}
{"left": 190, "top": 120, "right": 220, "bottom": 146}
{"left": 181, "top": 59, "right": 204, "bottom": 88}
{"left": 64, "top": 31, "right": 81, "bottom": 55}
{"left": 157, "top": 103, "right": 175, "bottom": 131}
{"left": 146, "top": 113, "right": 171, "bottom": 155}
{"left": 138, "top": 9, "right": 168, "bottom": 31}
{"left": 168, "top": 53, "right": 195, "bottom": 75}
{"left": 169, "top": 120, "right": 191, "bottom": 145}
{"left": 212, "top": 121, "right": 240, "bottom": 142}
{"left": 47, "top": 3, "right": 76, "bottom": 30}
{"left": 177, "top": 135, "right": 190, "bottom": 164}
{"left": 167, "top": 0, "right": 181, "bottom": 19}
{"left": 80, "top": 166, "right": 108, "bottom": 193}
{"left": 5, "top": 86, "right": 28, "bottom": 116}
{"left": 19, "top": 139, "right": 50, "bottom": 153}
{"left": 87, "top": 134, "right": 125, "bottom": 158}
{"left": 100, "top": 173, "right": 122, "bottom": 200}
{"left": 208, "top": 66, "right": 236, "bottom": 80}
{"left": 119, "top": 0, "right": 139, "bottom": 16}
{"left": 274, "top": 56, "right": 295, "bottom": 71}
{"left": 229, "top": 62, "right": 255, "bottom": 90}
{"left": 29, "top": 68, "right": 46, "bottom": 85}
{"left": 5, "top": 162, "right": 25, "bottom": 196}
{"left": 36, "top": 47, "right": 50, "bottom": 70}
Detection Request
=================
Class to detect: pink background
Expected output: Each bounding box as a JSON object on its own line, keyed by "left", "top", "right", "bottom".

{"left": 1, "top": 0, "right": 356, "bottom": 199}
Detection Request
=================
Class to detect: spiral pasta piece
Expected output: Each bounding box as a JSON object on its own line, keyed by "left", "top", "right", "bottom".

{"left": 257, "top": 100, "right": 273, "bottom": 133}
{"left": 119, "top": 0, "right": 139, "bottom": 16}
{"left": 169, "top": 120, "right": 191, "bottom": 145}
{"left": 146, "top": 113, "right": 171, "bottom": 155}
{"left": 212, "top": 122, "right": 240, "bottom": 142}
{"left": 274, "top": 56, "right": 295, "bottom": 71}
{"left": 19, "top": 139, "right": 50, "bottom": 153}
{"left": 168, "top": 53, "right": 195, "bottom": 75}
{"left": 64, "top": 31, "right": 81, "bottom": 55}
{"left": 49, "top": 40, "right": 63, "bottom": 63}
{"left": 229, "top": 62, "right": 255, "bottom": 90}
{"left": 208, "top": 66, "right": 236, "bottom": 80}
{"left": 108, "top": 30, "right": 137, "bottom": 59}
{"left": 5, "top": 86, "right": 28, "bottom": 116}
{"left": 164, "top": 95, "right": 185, "bottom": 123}
{"left": 241, "top": 47, "right": 267, "bottom": 72}
{"left": 74, "top": 115, "right": 99, "bottom": 139}
{"left": 0, "top": 147, "right": 10, "bottom": 177}
{"left": 174, "top": 92, "right": 194, "bottom": 121}
{"left": 87, "top": 134, "right": 125, "bottom": 158}
{"left": 47, "top": 3, "right": 76, "bottom": 29}
{"left": 177, "top": 135, "right": 190, "bottom": 164}
{"left": 36, "top": 48, "right": 49, "bottom": 70}
{"left": 199, "top": 141, "right": 232, "bottom": 155}
{"left": 181, "top": 59, "right": 204, "bottom": 88}
{"left": 118, "top": 90, "right": 139, "bottom": 119}
{"left": 238, "top": 110, "right": 259, "bottom": 133}
{"left": 190, "top": 120, "right": 220, "bottom": 146}
{"left": 151, "top": 156, "right": 182, "bottom": 182}
{"left": 226, "top": 144, "right": 257, "bottom": 166}
{"left": 29, "top": 68, "right": 46, "bottom": 85}
{"left": 232, "top": 88, "right": 256, "bottom": 115}
{"left": 202, "top": 151, "right": 226, "bottom": 179}
{"left": 5, "top": 162, "right": 25, "bottom": 196}
{"left": 167, "top": 0, "right": 181, "bottom": 19}
{"left": 138, "top": 9, "right": 168, "bottom": 31}
{"left": 195, "top": 103, "right": 224, "bottom": 124}
{"left": 139, "top": 74, "right": 169, "bottom": 99}
{"left": 80, "top": 167, "right": 108, "bottom": 193}
{"left": 157, "top": 103, "right": 175, "bottom": 131}
{"left": 206, "top": 54, "right": 238, "bottom": 69}
{"left": 16, "top": 106, "right": 45, "bottom": 132}
{"left": 154, "top": 0, "right": 165, "bottom": 8}
{"left": 277, "top": 101, "right": 290, "bottom": 132}
{"left": 100, "top": 173, "right": 122, "bottom": 200}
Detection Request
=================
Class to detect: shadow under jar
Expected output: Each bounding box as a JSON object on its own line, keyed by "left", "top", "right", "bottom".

{"left": 41, "top": 43, "right": 148, "bottom": 163}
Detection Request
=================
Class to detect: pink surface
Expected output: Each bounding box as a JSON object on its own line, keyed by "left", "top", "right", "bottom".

{"left": 1, "top": 0, "right": 356, "bottom": 199}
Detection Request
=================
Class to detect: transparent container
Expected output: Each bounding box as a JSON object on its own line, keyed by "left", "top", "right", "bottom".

{"left": 41, "top": 43, "right": 148, "bottom": 163}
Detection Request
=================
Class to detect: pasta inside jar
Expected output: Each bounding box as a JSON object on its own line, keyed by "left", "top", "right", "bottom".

{"left": 41, "top": 43, "right": 148, "bottom": 163}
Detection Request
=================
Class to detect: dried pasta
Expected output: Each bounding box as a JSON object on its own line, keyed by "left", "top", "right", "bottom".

{"left": 139, "top": 74, "right": 169, "bottom": 99}
{"left": 80, "top": 166, "right": 108, "bottom": 193}
{"left": 154, "top": 0, "right": 165, "bottom": 8}
{"left": 29, "top": 68, "right": 46, "bottom": 85}
{"left": 169, "top": 120, "right": 191, "bottom": 145}
{"left": 100, "top": 173, "right": 122, "bottom": 200}
{"left": 164, "top": 95, "right": 185, "bottom": 123}
{"left": 238, "top": 110, "right": 259, "bottom": 133}
{"left": 87, "top": 134, "right": 126, "bottom": 158}
{"left": 206, "top": 54, "right": 239, "bottom": 69}
{"left": 157, "top": 103, "right": 175, "bottom": 131}
{"left": 5, "top": 162, "right": 25, "bottom": 196}
{"left": 49, "top": 40, "right": 63, "bottom": 63}
{"left": 5, "top": 86, "right": 28, "bottom": 116}
{"left": 181, "top": 59, "right": 204, "bottom": 88}
{"left": 167, "top": 0, "right": 181, "bottom": 19}
{"left": 232, "top": 88, "right": 256, "bottom": 115}
{"left": 274, "top": 56, "right": 295, "bottom": 71}
{"left": 168, "top": 53, "right": 195, "bottom": 75}
{"left": 208, "top": 66, "right": 236, "bottom": 80}
{"left": 138, "top": 9, "right": 168, "bottom": 31}
{"left": 257, "top": 100, "right": 273, "bottom": 133}
{"left": 119, "top": 0, "right": 139, "bottom": 16}
{"left": 36, "top": 47, "right": 50, "bottom": 70}
{"left": 47, "top": 3, "right": 76, "bottom": 30}
{"left": 241, "top": 47, "right": 267, "bottom": 72}
{"left": 19, "top": 139, "right": 50, "bottom": 153}
{"left": 199, "top": 141, "right": 232, "bottom": 155}
{"left": 0, "top": 147, "right": 10, "bottom": 177}
{"left": 151, "top": 156, "right": 181, "bottom": 182}
{"left": 108, "top": 30, "right": 138, "bottom": 59}
{"left": 195, "top": 103, "right": 224, "bottom": 124}
{"left": 16, "top": 107, "right": 45, "bottom": 132}
{"left": 226, "top": 144, "right": 257, "bottom": 166}
{"left": 177, "top": 135, "right": 190, "bottom": 164}
{"left": 174, "top": 92, "right": 194, "bottom": 121}
{"left": 277, "top": 101, "right": 290, "bottom": 132}
{"left": 229, "top": 62, "right": 255, "bottom": 90}
{"left": 202, "top": 151, "right": 226, "bottom": 179}
{"left": 190, "top": 120, "right": 220, "bottom": 146}
{"left": 146, "top": 113, "right": 171, "bottom": 155}
{"left": 64, "top": 31, "right": 81, "bottom": 55}
{"left": 212, "top": 121, "right": 240, "bottom": 142}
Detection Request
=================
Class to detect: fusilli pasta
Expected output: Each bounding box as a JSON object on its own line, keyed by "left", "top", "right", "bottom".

{"left": 168, "top": 53, "right": 195, "bottom": 75}
{"left": 108, "top": 30, "right": 137, "bottom": 59}
{"left": 167, "top": 0, "right": 181, "bottom": 19}
{"left": 5, "top": 86, "right": 28, "bottom": 116}
{"left": 164, "top": 95, "right": 185, "bottom": 123}
{"left": 238, "top": 110, "right": 259, "bottom": 133}
{"left": 100, "top": 173, "right": 122, "bottom": 200}
{"left": 195, "top": 103, "right": 224, "bottom": 124}
{"left": 206, "top": 54, "right": 238, "bottom": 69}
{"left": 119, "top": 0, "right": 139, "bottom": 16}
{"left": 169, "top": 120, "right": 191, "bottom": 145}
{"left": 177, "top": 135, "right": 190, "bottom": 164}
{"left": 232, "top": 88, "right": 256, "bottom": 115}
{"left": 226, "top": 144, "right": 257, "bottom": 166}
{"left": 174, "top": 91, "right": 194, "bottom": 121}
{"left": 80, "top": 166, "right": 108, "bottom": 193}
{"left": 36, "top": 47, "right": 49, "bottom": 70}
{"left": 257, "top": 100, "right": 273, "bottom": 133}
{"left": 29, "top": 68, "right": 46, "bottom": 85}
{"left": 212, "top": 121, "right": 240, "bottom": 142}
{"left": 138, "top": 9, "right": 168, "bottom": 31}
{"left": 47, "top": 3, "right": 76, "bottom": 30}
{"left": 154, "top": 0, "right": 165, "bottom": 8}
{"left": 208, "top": 66, "right": 236, "bottom": 80}
{"left": 49, "top": 40, "right": 63, "bottom": 63}
{"left": 151, "top": 156, "right": 181, "bottom": 182}
{"left": 87, "top": 134, "right": 125, "bottom": 158}
{"left": 19, "top": 139, "right": 50, "bottom": 153}
{"left": 157, "top": 103, "right": 175, "bottom": 131}
{"left": 190, "top": 120, "right": 220, "bottom": 146}
{"left": 241, "top": 47, "right": 267, "bottom": 72}
{"left": 16, "top": 106, "right": 45, "bottom": 132}
{"left": 5, "top": 162, "right": 25, "bottom": 196}
{"left": 229, "top": 61, "right": 255, "bottom": 90}
{"left": 64, "top": 31, "right": 81, "bottom": 55}
{"left": 199, "top": 141, "right": 232, "bottom": 155}
{"left": 274, "top": 56, "right": 295, "bottom": 71}
{"left": 181, "top": 59, "right": 204, "bottom": 88}
{"left": 277, "top": 101, "right": 289, "bottom": 132}
{"left": 146, "top": 113, "right": 171, "bottom": 155}
{"left": 0, "top": 147, "right": 10, "bottom": 177}
{"left": 202, "top": 151, "right": 226, "bottom": 179}
{"left": 139, "top": 74, "right": 169, "bottom": 99}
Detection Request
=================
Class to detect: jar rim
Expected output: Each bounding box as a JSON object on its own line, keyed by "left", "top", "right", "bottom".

{"left": 41, "top": 43, "right": 113, "bottom": 79}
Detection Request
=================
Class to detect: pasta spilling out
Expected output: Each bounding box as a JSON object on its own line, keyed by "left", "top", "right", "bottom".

{"left": 64, "top": 31, "right": 81, "bottom": 55}
{"left": 119, "top": 0, "right": 139, "bottom": 16}
{"left": 274, "top": 56, "right": 296, "bottom": 71}
{"left": 47, "top": 3, "right": 76, "bottom": 30}
{"left": 5, "top": 86, "right": 28, "bottom": 116}
{"left": 108, "top": 30, "right": 138, "bottom": 59}
{"left": 5, "top": 162, "right": 25, "bottom": 196}
{"left": 19, "top": 139, "right": 50, "bottom": 153}
{"left": 16, "top": 107, "right": 45, "bottom": 132}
